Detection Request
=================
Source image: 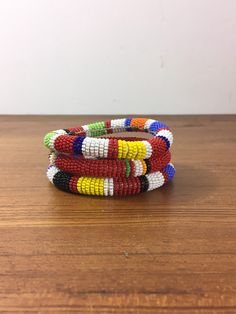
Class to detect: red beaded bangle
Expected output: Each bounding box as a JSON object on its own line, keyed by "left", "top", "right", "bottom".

{"left": 44, "top": 117, "right": 175, "bottom": 196}
{"left": 52, "top": 150, "right": 171, "bottom": 178}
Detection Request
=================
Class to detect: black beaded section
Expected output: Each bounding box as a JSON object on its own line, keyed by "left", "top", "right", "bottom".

{"left": 63, "top": 129, "right": 71, "bottom": 134}
{"left": 53, "top": 171, "right": 72, "bottom": 192}
{"left": 139, "top": 176, "right": 149, "bottom": 193}
{"left": 144, "top": 159, "right": 151, "bottom": 174}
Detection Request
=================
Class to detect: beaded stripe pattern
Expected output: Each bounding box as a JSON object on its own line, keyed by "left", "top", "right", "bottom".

{"left": 44, "top": 118, "right": 175, "bottom": 196}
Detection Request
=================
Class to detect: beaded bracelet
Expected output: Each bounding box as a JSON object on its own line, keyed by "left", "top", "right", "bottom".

{"left": 50, "top": 150, "right": 171, "bottom": 178}
{"left": 44, "top": 118, "right": 175, "bottom": 196}
{"left": 47, "top": 163, "right": 175, "bottom": 196}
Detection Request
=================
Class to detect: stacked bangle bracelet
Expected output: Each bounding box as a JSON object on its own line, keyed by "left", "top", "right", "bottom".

{"left": 43, "top": 118, "right": 175, "bottom": 196}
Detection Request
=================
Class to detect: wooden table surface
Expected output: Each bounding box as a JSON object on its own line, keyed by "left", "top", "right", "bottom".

{"left": 1, "top": 115, "right": 236, "bottom": 313}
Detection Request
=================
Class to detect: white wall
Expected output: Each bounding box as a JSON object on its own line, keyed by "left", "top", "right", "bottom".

{"left": 0, "top": 0, "right": 235, "bottom": 114}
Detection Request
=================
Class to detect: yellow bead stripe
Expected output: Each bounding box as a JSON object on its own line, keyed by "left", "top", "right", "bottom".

{"left": 77, "top": 177, "right": 84, "bottom": 194}
{"left": 121, "top": 141, "right": 129, "bottom": 158}
{"left": 77, "top": 177, "right": 105, "bottom": 196}
{"left": 118, "top": 141, "right": 147, "bottom": 160}
{"left": 118, "top": 140, "right": 129, "bottom": 159}
{"left": 135, "top": 142, "right": 147, "bottom": 160}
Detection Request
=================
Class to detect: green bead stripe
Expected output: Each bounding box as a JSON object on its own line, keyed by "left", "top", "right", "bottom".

{"left": 43, "top": 132, "right": 56, "bottom": 148}
{"left": 88, "top": 121, "right": 106, "bottom": 137}
{"left": 125, "top": 159, "right": 131, "bottom": 177}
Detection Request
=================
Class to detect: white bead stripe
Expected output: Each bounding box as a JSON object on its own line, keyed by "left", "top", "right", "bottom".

{"left": 133, "top": 160, "right": 143, "bottom": 177}
{"left": 99, "top": 138, "right": 106, "bottom": 158}
{"left": 104, "top": 178, "right": 109, "bottom": 196}
{"left": 47, "top": 165, "right": 59, "bottom": 183}
{"left": 49, "top": 152, "right": 57, "bottom": 165}
{"left": 156, "top": 129, "right": 174, "bottom": 146}
{"left": 103, "top": 138, "right": 109, "bottom": 158}
{"left": 82, "top": 137, "right": 91, "bottom": 157}
{"left": 108, "top": 178, "right": 114, "bottom": 196}
{"left": 144, "top": 119, "right": 156, "bottom": 130}
{"left": 142, "top": 140, "right": 152, "bottom": 159}
{"left": 89, "top": 138, "right": 96, "bottom": 157}
{"left": 111, "top": 119, "right": 126, "bottom": 133}
{"left": 82, "top": 125, "right": 90, "bottom": 136}
{"left": 53, "top": 129, "right": 68, "bottom": 135}
{"left": 146, "top": 172, "right": 165, "bottom": 191}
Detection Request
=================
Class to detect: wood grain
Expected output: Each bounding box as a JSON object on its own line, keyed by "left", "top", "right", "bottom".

{"left": 0, "top": 115, "right": 236, "bottom": 313}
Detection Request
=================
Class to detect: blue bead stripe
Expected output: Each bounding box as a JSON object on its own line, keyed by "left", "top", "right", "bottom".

{"left": 125, "top": 118, "right": 132, "bottom": 131}
{"left": 73, "top": 136, "right": 85, "bottom": 155}
{"left": 149, "top": 121, "right": 168, "bottom": 134}
{"left": 164, "top": 164, "right": 175, "bottom": 181}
